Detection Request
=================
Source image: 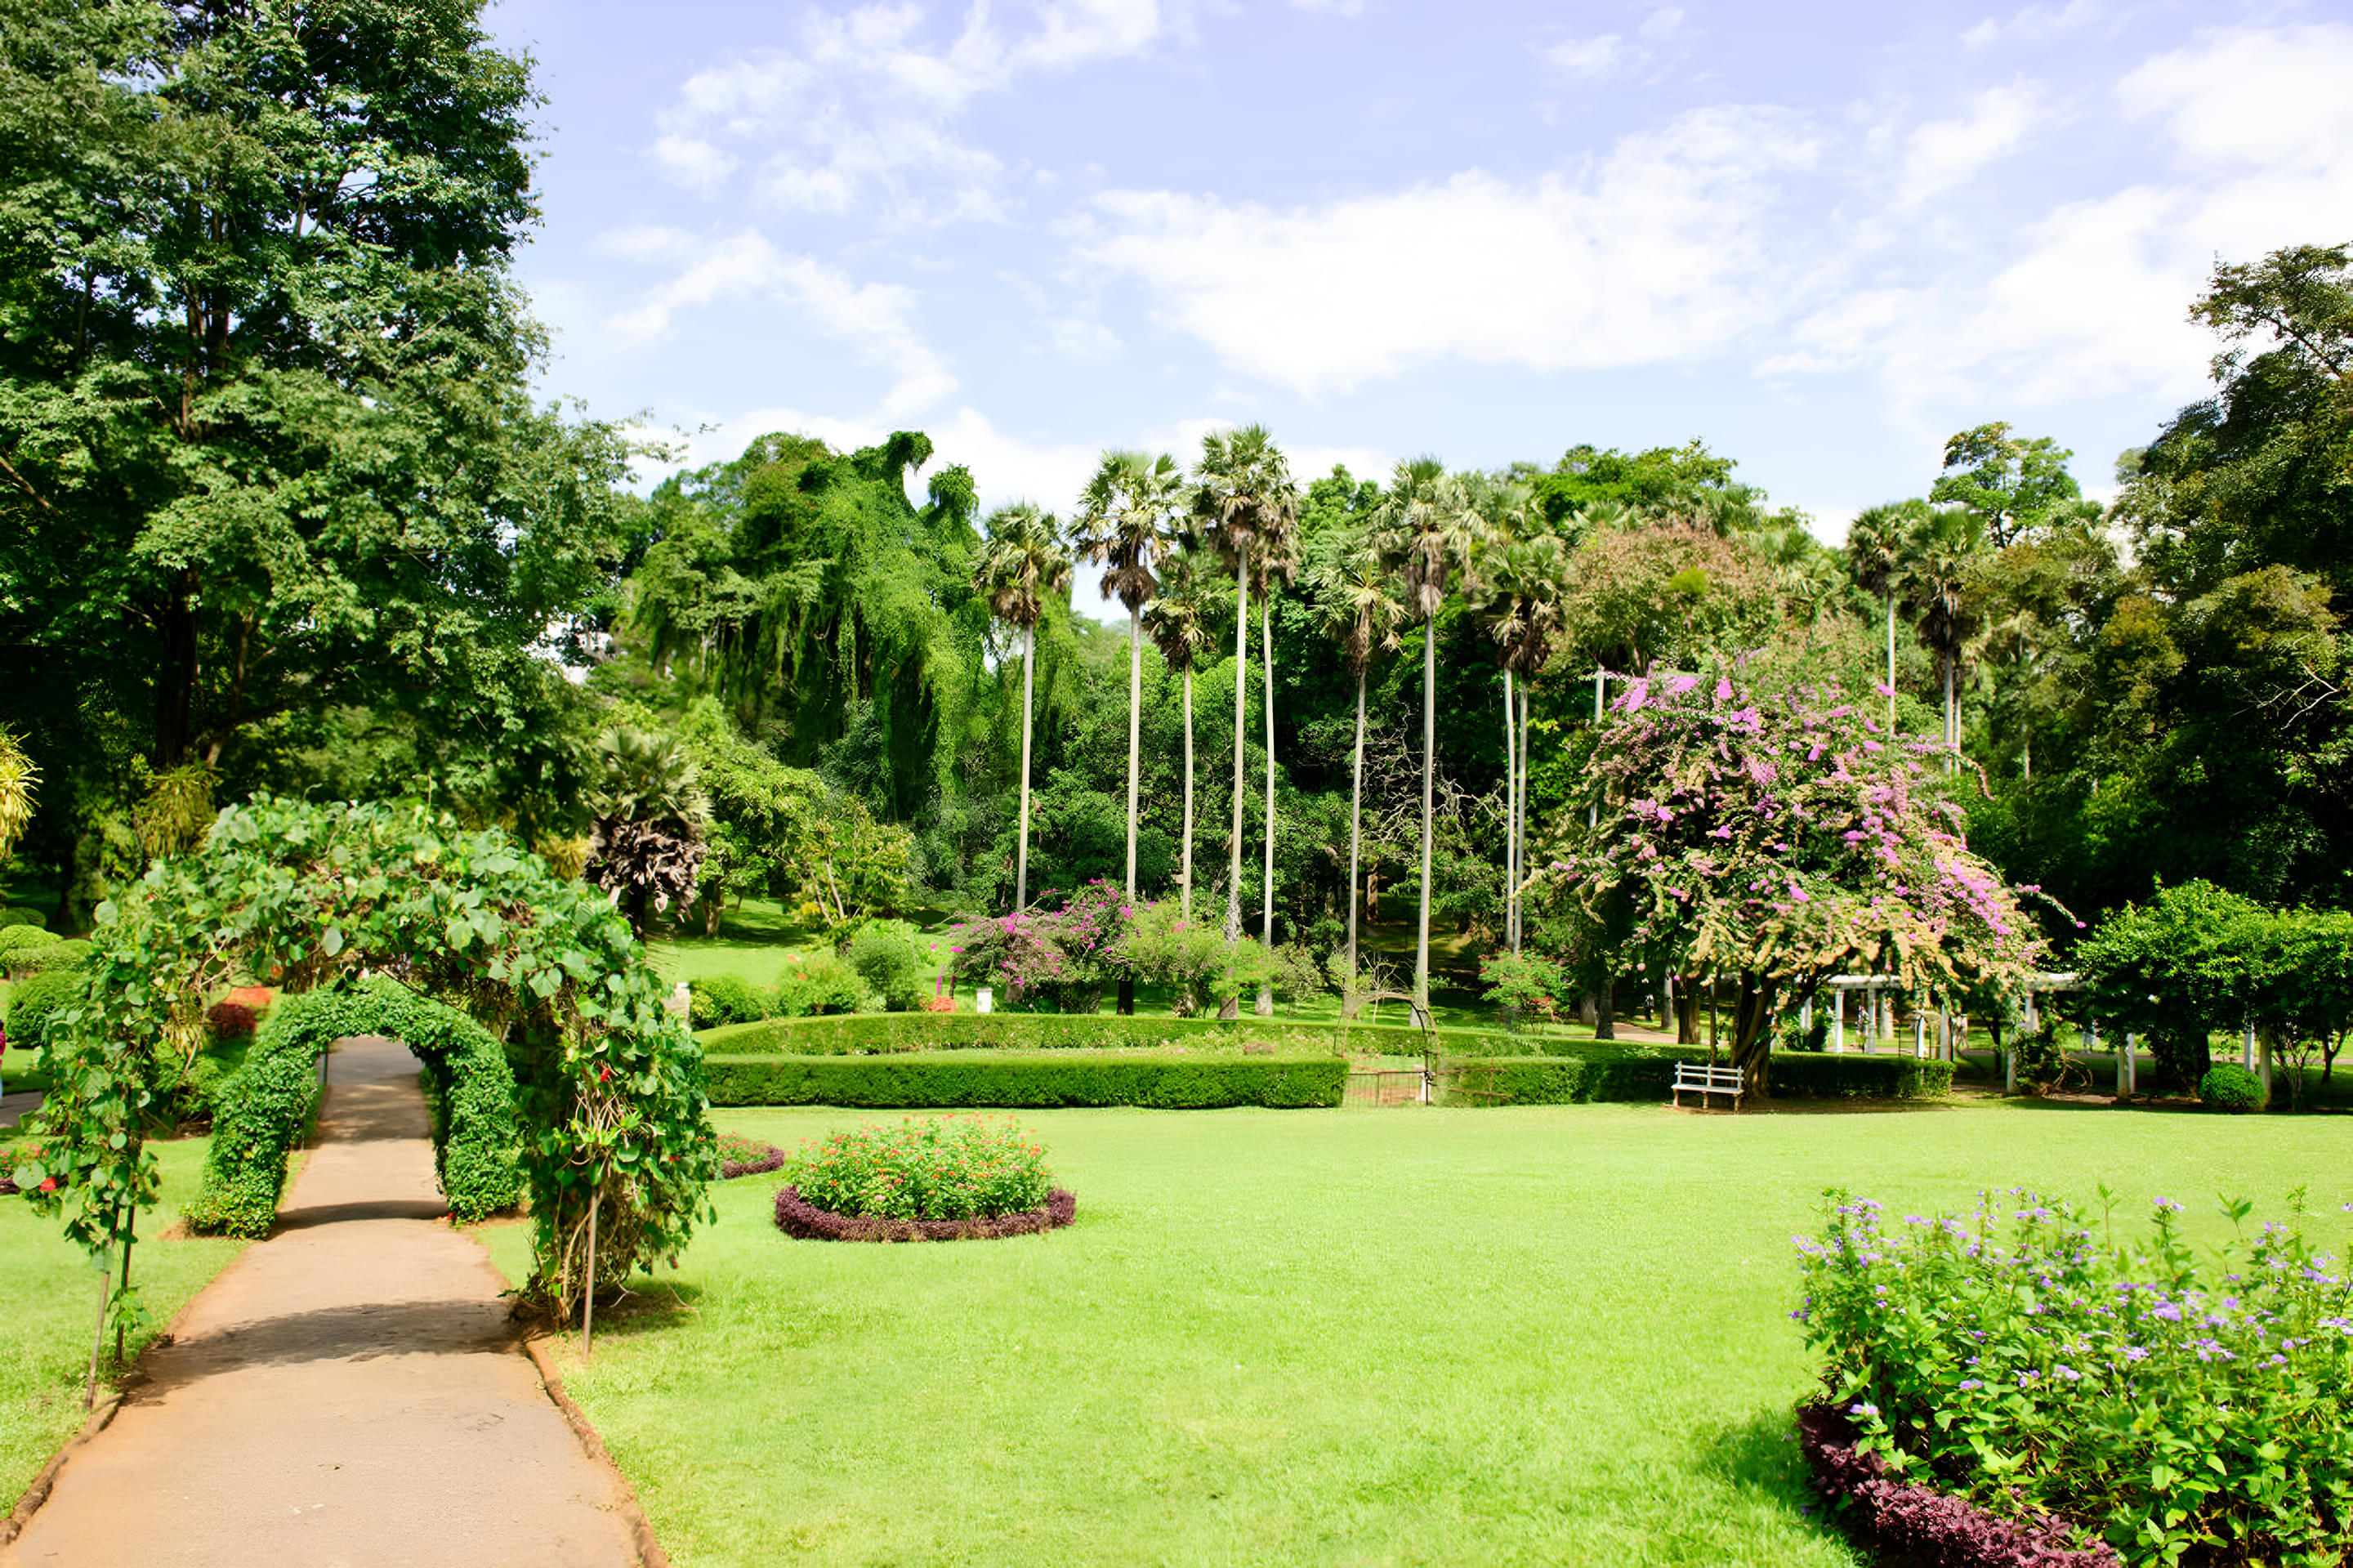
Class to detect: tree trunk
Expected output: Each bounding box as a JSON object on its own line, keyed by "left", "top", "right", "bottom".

{"left": 1943, "top": 652, "right": 1957, "bottom": 773}
{"left": 1727, "top": 973, "right": 1783, "bottom": 1097}
{"left": 1884, "top": 590, "right": 1895, "bottom": 734}
{"left": 1502, "top": 668, "right": 1516, "bottom": 954}
{"left": 1673, "top": 978, "right": 1700, "bottom": 1045}
{"left": 1229, "top": 556, "right": 1248, "bottom": 943}
{"left": 1016, "top": 623, "right": 1035, "bottom": 912}
{"left": 1125, "top": 607, "right": 1142, "bottom": 901}
{"left": 1595, "top": 977, "right": 1615, "bottom": 1041}
{"left": 155, "top": 579, "right": 200, "bottom": 771}
{"left": 1516, "top": 683, "right": 1530, "bottom": 956}
{"left": 1181, "top": 668, "right": 1194, "bottom": 922}
{"left": 1257, "top": 596, "right": 1276, "bottom": 1016}
{"left": 1413, "top": 617, "right": 1435, "bottom": 1030}
{"left": 1346, "top": 667, "right": 1365, "bottom": 1014}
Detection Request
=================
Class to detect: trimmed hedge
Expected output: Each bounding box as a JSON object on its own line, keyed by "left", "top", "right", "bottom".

{"left": 703, "top": 1051, "right": 1348, "bottom": 1109}
{"left": 1442, "top": 1048, "right": 1952, "bottom": 1106}
{"left": 699, "top": 1009, "right": 1500, "bottom": 1057}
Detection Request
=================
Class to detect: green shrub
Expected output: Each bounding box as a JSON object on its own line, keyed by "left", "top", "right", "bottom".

{"left": 5, "top": 966, "right": 86, "bottom": 1049}
{"left": 702, "top": 1051, "right": 1349, "bottom": 1109}
{"left": 0, "top": 906, "right": 47, "bottom": 930}
{"left": 774, "top": 949, "right": 870, "bottom": 1016}
{"left": 1440, "top": 1048, "right": 1950, "bottom": 1106}
{"left": 784, "top": 1115, "right": 1051, "bottom": 1220}
{"left": 13, "top": 938, "right": 92, "bottom": 977}
{"left": 2199, "top": 1062, "right": 2267, "bottom": 1112}
{"left": 699, "top": 1010, "right": 1372, "bottom": 1056}
{"left": 846, "top": 920, "right": 926, "bottom": 1012}
{"left": 690, "top": 973, "right": 769, "bottom": 1029}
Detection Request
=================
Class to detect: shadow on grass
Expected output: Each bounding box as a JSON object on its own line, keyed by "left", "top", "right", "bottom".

{"left": 1699, "top": 1405, "right": 1848, "bottom": 1552}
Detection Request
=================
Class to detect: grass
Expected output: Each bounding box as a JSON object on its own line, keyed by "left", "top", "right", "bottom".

{"left": 496, "top": 1098, "right": 2353, "bottom": 1568}
{"left": 0, "top": 1136, "right": 249, "bottom": 1507}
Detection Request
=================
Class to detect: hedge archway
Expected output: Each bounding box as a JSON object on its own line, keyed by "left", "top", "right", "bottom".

{"left": 18, "top": 797, "right": 717, "bottom": 1333}
{"left": 187, "top": 979, "right": 527, "bottom": 1235}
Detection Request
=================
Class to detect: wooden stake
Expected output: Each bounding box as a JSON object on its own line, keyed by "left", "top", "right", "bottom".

{"left": 84, "top": 1240, "right": 111, "bottom": 1410}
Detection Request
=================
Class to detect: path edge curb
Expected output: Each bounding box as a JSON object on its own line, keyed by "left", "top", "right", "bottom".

{"left": 0, "top": 1389, "right": 123, "bottom": 1549}
{"left": 524, "top": 1332, "right": 672, "bottom": 1568}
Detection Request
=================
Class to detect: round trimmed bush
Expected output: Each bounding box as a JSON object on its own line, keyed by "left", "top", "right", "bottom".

{"left": 0, "top": 907, "right": 47, "bottom": 930}
{"left": 783, "top": 1115, "right": 1052, "bottom": 1222}
{"left": 775, "top": 949, "right": 868, "bottom": 1016}
{"left": 2199, "top": 1063, "right": 2266, "bottom": 1112}
{"left": 0, "top": 924, "right": 60, "bottom": 954}
{"left": 5, "top": 966, "right": 86, "bottom": 1050}
{"left": 690, "top": 973, "right": 768, "bottom": 1029}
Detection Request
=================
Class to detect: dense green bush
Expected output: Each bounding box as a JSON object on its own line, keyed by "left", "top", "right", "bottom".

{"left": 774, "top": 949, "right": 870, "bottom": 1016}
{"left": 846, "top": 919, "right": 925, "bottom": 1012}
{"left": 4, "top": 966, "right": 85, "bottom": 1049}
{"left": 0, "top": 906, "right": 47, "bottom": 930}
{"left": 784, "top": 1115, "right": 1052, "bottom": 1221}
{"left": 0, "top": 923, "right": 56, "bottom": 953}
{"left": 690, "top": 973, "right": 769, "bottom": 1029}
{"left": 1442, "top": 1048, "right": 1951, "bottom": 1106}
{"left": 1798, "top": 1190, "right": 2353, "bottom": 1562}
{"left": 700, "top": 1010, "right": 1374, "bottom": 1055}
{"left": 703, "top": 1051, "right": 1349, "bottom": 1109}
{"left": 2198, "top": 1062, "right": 2267, "bottom": 1112}
{"left": 13, "top": 938, "right": 92, "bottom": 976}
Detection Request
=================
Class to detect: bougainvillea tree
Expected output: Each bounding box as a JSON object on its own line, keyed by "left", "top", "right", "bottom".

{"left": 1545, "top": 667, "right": 2056, "bottom": 1095}
{"left": 15, "top": 797, "right": 717, "bottom": 1355}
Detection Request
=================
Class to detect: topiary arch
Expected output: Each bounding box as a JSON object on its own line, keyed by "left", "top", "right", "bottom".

{"left": 188, "top": 980, "right": 528, "bottom": 1235}
{"left": 18, "top": 797, "right": 718, "bottom": 1329}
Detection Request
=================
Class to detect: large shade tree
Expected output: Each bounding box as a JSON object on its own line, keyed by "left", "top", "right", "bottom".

{"left": 973, "top": 503, "right": 1072, "bottom": 912}
{"left": 1547, "top": 667, "right": 2052, "bottom": 1095}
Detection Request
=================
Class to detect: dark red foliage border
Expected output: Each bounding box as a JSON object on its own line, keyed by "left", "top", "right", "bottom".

{"left": 1799, "top": 1405, "right": 2118, "bottom": 1568}
{"left": 773, "top": 1185, "right": 1077, "bottom": 1242}
{"left": 718, "top": 1140, "right": 786, "bottom": 1179}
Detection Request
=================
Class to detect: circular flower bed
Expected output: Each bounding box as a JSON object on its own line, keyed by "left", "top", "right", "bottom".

{"left": 769, "top": 1115, "right": 1075, "bottom": 1243}
{"left": 717, "top": 1132, "right": 786, "bottom": 1178}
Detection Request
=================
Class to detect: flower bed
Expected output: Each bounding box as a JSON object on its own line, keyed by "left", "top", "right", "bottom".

{"left": 1795, "top": 1189, "right": 2353, "bottom": 1564}
{"left": 774, "top": 1184, "right": 1077, "bottom": 1242}
{"left": 717, "top": 1132, "right": 785, "bottom": 1178}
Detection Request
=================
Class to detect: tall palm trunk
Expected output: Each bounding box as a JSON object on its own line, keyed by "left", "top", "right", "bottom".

{"left": 1016, "top": 623, "right": 1035, "bottom": 910}
{"left": 1502, "top": 669, "right": 1516, "bottom": 954}
{"left": 1121, "top": 607, "right": 1143, "bottom": 1015}
{"left": 1346, "top": 667, "right": 1365, "bottom": 1012}
{"left": 1224, "top": 556, "right": 1248, "bottom": 1018}
{"left": 1515, "top": 682, "right": 1530, "bottom": 955}
{"left": 1943, "top": 652, "right": 1957, "bottom": 775}
{"left": 1884, "top": 590, "right": 1895, "bottom": 733}
{"left": 1181, "top": 668, "right": 1195, "bottom": 921}
{"left": 1257, "top": 596, "right": 1276, "bottom": 1016}
{"left": 1413, "top": 616, "right": 1435, "bottom": 1031}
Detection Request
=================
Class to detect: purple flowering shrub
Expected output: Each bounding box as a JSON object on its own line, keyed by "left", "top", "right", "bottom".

{"left": 1796, "top": 1188, "right": 2353, "bottom": 1564}
{"left": 783, "top": 1115, "right": 1054, "bottom": 1222}
{"left": 1547, "top": 666, "right": 2068, "bottom": 1089}
{"left": 950, "top": 882, "right": 1133, "bottom": 1012}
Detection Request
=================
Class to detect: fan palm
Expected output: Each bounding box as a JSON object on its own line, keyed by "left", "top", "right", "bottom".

{"left": 1847, "top": 499, "right": 1931, "bottom": 732}
{"left": 0, "top": 727, "right": 38, "bottom": 864}
{"left": 1305, "top": 525, "right": 1404, "bottom": 998}
{"left": 973, "top": 503, "right": 1074, "bottom": 910}
{"left": 1073, "top": 450, "right": 1182, "bottom": 908}
{"left": 1894, "top": 507, "right": 1989, "bottom": 772}
{"left": 584, "top": 726, "right": 713, "bottom": 936}
{"left": 1470, "top": 513, "right": 1568, "bottom": 954}
{"left": 1141, "top": 549, "right": 1223, "bottom": 920}
{"left": 1190, "top": 427, "right": 1298, "bottom": 994}
{"left": 1376, "top": 458, "right": 1485, "bottom": 1030}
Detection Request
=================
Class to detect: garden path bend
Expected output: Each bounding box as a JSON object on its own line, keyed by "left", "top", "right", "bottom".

{"left": 3, "top": 1037, "right": 641, "bottom": 1568}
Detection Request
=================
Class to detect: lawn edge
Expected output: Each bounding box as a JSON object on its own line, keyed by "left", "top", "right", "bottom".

{"left": 524, "top": 1331, "right": 673, "bottom": 1568}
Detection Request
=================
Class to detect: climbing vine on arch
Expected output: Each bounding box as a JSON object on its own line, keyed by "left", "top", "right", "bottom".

{"left": 18, "top": 797, "right": 719, "bottom": 1325}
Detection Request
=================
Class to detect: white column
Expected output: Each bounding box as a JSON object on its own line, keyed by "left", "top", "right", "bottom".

{"left": 2123, "top": 1033, "right": 2136, "bottom": 1095}
{"left": 2242, "top": 1022, "right": 2256, "bottom": 1071}
{"left": 1832, "top": 987, "right": 1845, "bottom": 1053}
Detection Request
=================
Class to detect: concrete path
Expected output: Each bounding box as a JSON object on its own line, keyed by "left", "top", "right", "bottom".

{"left": 5, "top": 1039, "right": 641, "bottom": 1568}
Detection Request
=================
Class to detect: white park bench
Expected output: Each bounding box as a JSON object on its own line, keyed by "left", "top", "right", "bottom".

{"left": 1671, "top": 1061, "right": 1744, "bottom": 1110}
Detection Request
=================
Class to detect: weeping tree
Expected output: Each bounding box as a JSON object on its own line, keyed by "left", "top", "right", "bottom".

{"left": 1547, "top": 666, "right": 2052, "bottom": 1097}
{"left": 1074, "top": 449, "right": 1181, "bottom": 1013}
{"left": 1141, "top": 549, "right": 1225, "bottom": 921}
{"left": 1304, "top": 526, "right": 1404, "bottom": 1001}
{"left": 973, "top": 503, "right": 1073, "bottom": 912}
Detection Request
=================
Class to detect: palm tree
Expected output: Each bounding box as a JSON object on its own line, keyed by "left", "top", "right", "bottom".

{"left": 1376, "top": 458, "right": 1485, "bottom": 1030}
{"left": 1073, "top": 451, "right": 1181, "bottom": 900}
{"left": 1847, "top": 499, "right": 1931, "bottom": 734}
{"left": 1248, "top": 494, "right": 1302, "bottom": 1014}
{"left": 973, "top": 503, "right": 1073, "bottom": 910}
{"left": 1470, "top": 519, "right": 1568, "bottom": 954}
{"left": 1894, "top": 507, "right": 1989, "bottom": 772}
{"left": 1304, "top": 525, "right": 1404, "bottom": 1003}
{"left": 1190, "top": 427, "right": 1298, "bottom": 1012}
{"left": 1141, "top": 549, "right": 1221, "bottom": 920}
{"left": 584, "top": 726, "right": 713, "bottom": 937}
{"left": 0, "top": 727, "right": 39, "bottom": 865}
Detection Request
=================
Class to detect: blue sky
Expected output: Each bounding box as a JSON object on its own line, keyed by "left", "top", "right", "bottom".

{"left": 484, "top": 0, "right": 2353, "bottom": 606}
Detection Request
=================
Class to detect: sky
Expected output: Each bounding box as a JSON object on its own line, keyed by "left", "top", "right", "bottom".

{"left": 481, "top": 0, "right": 2353, "bottom": 607}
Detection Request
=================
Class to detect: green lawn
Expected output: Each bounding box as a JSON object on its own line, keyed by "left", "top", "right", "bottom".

{"left": 501, "top": 1099, "right": 2353, "bottom": 1568}
{"left": 0, "top": 1137, "right": 249, "bottom": 1506}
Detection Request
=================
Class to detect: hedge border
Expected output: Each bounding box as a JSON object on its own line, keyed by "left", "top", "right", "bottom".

{"left": 1798, "top": 1405, "right": 2117, "bottom": 1567}
{"left": 719, "top": 1139, "right": 786, "bottom": 1179}
{"left": 703, "top": 1052, "right": 1348, "bottom": 1109}
{"left": 774, "top": 1184, "right": 1078, "bottom": 1241}
{"left": 1443, "top": 1049, "right": 1953, "bottom": 1106}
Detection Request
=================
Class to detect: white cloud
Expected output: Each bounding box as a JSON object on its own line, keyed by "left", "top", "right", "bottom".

{"left": 1289, "top": 0, "right": 1368, "bottom": 14}
{"left": 1538, "top": 33, "right": 1627, "bottom": 79}
{"left": 603, "top": 230, "right": 957, "bottom": 414}
{"left": 1076, "top": 105, "right": 1818, "bottom": 395}
{"left": 1960, "top": 0, "right": 2105, "bottom": 49}
{"left": 647, "top": 0, "right": 1172, "bottom": 222}
{"left": 2117, "top": 24, "right": 2353, "bottom": 170}
{"left": 1534, "top": 6, "right": 1693, "bottom": 82}
{"left": 1898, "top": 83, "right": 2038, "bottom": 203}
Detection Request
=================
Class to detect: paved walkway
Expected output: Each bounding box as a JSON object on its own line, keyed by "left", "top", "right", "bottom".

{"left": 5, "top": 1039, "right": 641, "bottom": 1568}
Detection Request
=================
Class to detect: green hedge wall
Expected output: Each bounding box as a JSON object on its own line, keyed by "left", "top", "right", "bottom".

{"left": 699, "top": 1010, "right": 1518, "bottom": 1057}
{"left": 703, "top": 1051, "right": 1348, "bottom": 1109}
{"left": 1443, "top": 1048, "right": 1953, "bottom": 1106}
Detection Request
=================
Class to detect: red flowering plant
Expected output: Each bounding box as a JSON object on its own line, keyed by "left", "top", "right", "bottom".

{"left": 949, "top": 881, "right": 1135, "bottom": 1012}
{"left": 1541, "top": 664, "right": 2065, "bottom": 1097}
